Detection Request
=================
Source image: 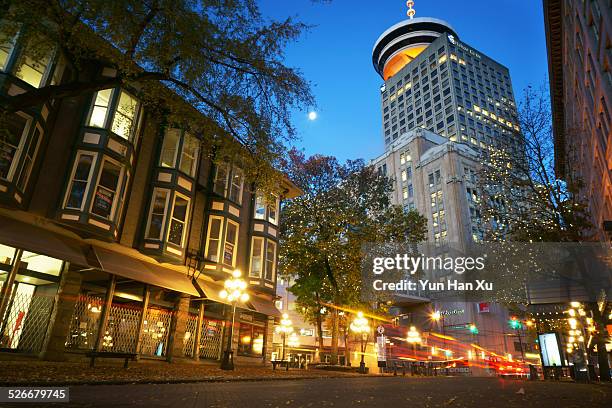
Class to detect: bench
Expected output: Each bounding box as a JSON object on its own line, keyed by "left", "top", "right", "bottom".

{"left": 271, "top": 360, "right": 290, "bottom": 371}
{"left": 86, "top": 351, "right": 138, "bottom": 369}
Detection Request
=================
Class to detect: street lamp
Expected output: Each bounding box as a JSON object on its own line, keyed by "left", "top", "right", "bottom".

{"left": 219, "top": 269, "right": 249, "bottom": 370}
{"left": 276, "top": 313, "right": 294, "bottom": 361}
{"left": 350, "top": 312, "right": 370, "bottom": 374}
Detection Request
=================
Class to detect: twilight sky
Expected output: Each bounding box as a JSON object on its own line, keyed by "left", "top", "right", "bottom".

{"left": 257, "top": 0, "right": 549, "bottom": 162}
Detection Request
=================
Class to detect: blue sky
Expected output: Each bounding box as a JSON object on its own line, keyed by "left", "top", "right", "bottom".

{"left": 258, "top": 0, "right": 549, "bottom": 162}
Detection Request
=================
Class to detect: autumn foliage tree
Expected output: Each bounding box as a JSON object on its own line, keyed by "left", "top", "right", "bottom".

{"left": 0, "top": 0, "right": 314, "bottom": 185}
{"left": 279, "top": 149, "right": 427, "bottom": 364}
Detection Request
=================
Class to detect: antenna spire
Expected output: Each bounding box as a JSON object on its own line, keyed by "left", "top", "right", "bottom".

{"left": 406, "top": 1, "right": 416, "bottom": 19}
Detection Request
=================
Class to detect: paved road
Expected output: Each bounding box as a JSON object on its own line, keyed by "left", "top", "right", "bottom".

{"left": 4, "top": 377, "right": 611, "bottom": 408}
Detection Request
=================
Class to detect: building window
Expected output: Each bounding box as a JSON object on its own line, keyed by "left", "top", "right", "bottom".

{"left": 88, "top": 89, "right": 113, "bottom": 129}
{"left": 213, "top": 163, "right": 243, "bottom": 203}
{"left": 228, "top": 167, "right": 244, "bottom": 204}
{"left": 254, "top": 194, "right": 266, "bottom": 219}
{"left": 179, "top": 132, "right": 199, "bottom": 177}
{"left": 205, "top": 216, "right": 224, "bottom": 262}
{"left": 265, "top": 240, "right": 276, "bottom": 281}
{"left": 0, "top": 113, "right": 32, "bottom": 182}
{"left": 14, "top": 33, "right": 54, "bottom": 88}
{"left": 213, "top": 162, "right": 229, "bottom": 196}
{"left": 110, "top": 90, "right": 139, "bottom": 140}
{"left": 0, "top": 23, "right": 17, "bottom": 71}
{"left": 65, "top": 152, "right": 96, "bottom": 210}
{"left": 237, "top": 323, "right": 264, "bottom": 356}
{"left": 145, "top": 188, "right": 170, "bottom": 240}
{"left": 15, "top": 124, "right": 41, "bottom": 191}
{"left": 91, "top": 158, "right": 123, "bottom": 220}
{"left": 268, "top": 195, "right": 279, "bottom": 225}
{"left": 160, "top": 129, "right": 200, "bottom": 177}
{"left": 223, "top": 220, "right": 239, "bottom": 267}
{"left": 167, "top": 193, "right": 190, "bottom": 247}
{"left": 249, "top": 236, "right": 264, "bottom": 278}
{"left": 87, "top": 88, "right": 141, "bottom": 141}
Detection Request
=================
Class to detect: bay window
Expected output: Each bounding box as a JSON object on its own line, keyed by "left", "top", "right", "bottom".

{"left": 91, "top": 159, "right": 123, "bottom": 220}
{"left": 87, "top": 88, "right": 141, "bottom": 141}
{"left": 252, "top": 193, "right": 279, "bottom": 225}
{"left": 0, "top": 23, "right": 16, "bottom": 71}
{"left": 65, "top": 152, "right": 96, "bottom": 210}
{"left": 145, "top": 188, "right": 170, "bottom": 240}
{"left": 160, "top": 128, "right": 180, "bottom": 168}
{"left": 15, "top": 125, "right": 41, "bottom": 191}
{"left": 205, "top": 216, "right": 224, "bottom": 262}
{"left": 223, "top": 220, "right": 239, "bottom": 266}
{"left": 14, "top": 33, "right": 54, "bottom": 88}
{"left": 159, "top": 129, "right": 199, "bottom": 177}
{"left": 0, "top": 113, "right": 31, "bottom": 182}
{"left": 249, "top": 237, "right": 264, "bottom": 277}
{"left": 111, "top": 90, "right": 139, "bottom": 140}
{"left": 179, "top": 133, "right": 199, "bottom": 177}
{"left": 265, "top": 240, "right": 276, "bottom": 281}
{"left": 213, "top": 162, "right": 244, "bottom": 204}
{"left": 249, "top": 237, "right": 277, "bottom": 282}
{"left": 167, "top": 193, "right": 190, "bottom": 247}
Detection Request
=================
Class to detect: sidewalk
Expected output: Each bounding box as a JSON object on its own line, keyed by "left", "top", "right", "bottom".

{"left": 0, "top": 355, "right": 370, "bottom": 386}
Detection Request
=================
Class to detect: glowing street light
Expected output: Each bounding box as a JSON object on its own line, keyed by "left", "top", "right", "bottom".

{"left": 219, "top": 269, "right": 249, "bottom": 370}
{"left": 350, "top": 312, "right": 370, "bottom": 374}
{"left": 406, "top": 325, "right": 421, "bottom": 360}
{"left": 276, "top": 313, "right": 294, "bottom": 361}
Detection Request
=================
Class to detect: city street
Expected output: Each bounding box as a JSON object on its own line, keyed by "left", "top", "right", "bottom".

{"left": 25, "top": 376, "right": 612, "bottom": 408}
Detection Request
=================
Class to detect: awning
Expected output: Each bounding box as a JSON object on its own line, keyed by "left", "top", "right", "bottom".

{"left": 248, "top": 295, "right": 282, "bottom": 318}
{"left": 93, "top": 246, "right": 199, "bottom": 296}
{"left": 195, "top": 277, "right": 229, "bottom": 304}
{"left": 0, "top": 215, "right": 93, "bottom": 267}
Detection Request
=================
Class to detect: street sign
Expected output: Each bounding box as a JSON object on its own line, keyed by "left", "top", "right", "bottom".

{"left": 377, "top": 325, "right": 385, "bottom": 334}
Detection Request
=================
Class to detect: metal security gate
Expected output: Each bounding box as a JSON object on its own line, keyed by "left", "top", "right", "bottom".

{"left": 0, "top": 288, "right": 54, "bottom": 353}
{"left": 101, "top": 304, "right": 142, "bottom": 352}
{"left": 66, "top": 295, "right": 103, "bottom": 350}
{"left": 140, "top": 307, "right": 172, "bottom": 357}
{"left": 183, "top": 313, "right": 198, "bottom": 357}
{"left": 200, "top": 319, "right": 224, "bottom": 360}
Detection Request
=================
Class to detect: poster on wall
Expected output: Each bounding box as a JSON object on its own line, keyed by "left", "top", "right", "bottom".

{"left": 538, "top": 332, "right": 563, "bottom": 367}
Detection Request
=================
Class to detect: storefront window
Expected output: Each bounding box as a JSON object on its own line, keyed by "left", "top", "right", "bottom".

{"left": 21, "top": 251, "right": 62, "bottom": 276}
{"left": 0, "top": 113, "right": 32, "bottom": 182}
{"left": 238, "top": 323, "right": 264, "bottom": 357}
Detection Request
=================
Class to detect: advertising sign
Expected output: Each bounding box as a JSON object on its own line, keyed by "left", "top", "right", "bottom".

{"left": 538, "top": 333, "right": 563, "bottom": 367}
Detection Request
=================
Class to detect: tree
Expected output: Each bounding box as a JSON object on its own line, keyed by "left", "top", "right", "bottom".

{"left": 279, "top": 149, "right": 427, "bottom": 364}
{"left": 0, "top": 0, "right": 314, "bottom": 184}
{"left": 479, "top": 83, "right": 592, "bottom": 242}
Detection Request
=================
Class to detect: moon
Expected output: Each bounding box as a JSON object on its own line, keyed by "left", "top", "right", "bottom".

{"left": 308, "top": 111, "right": 317, "bottom": 121}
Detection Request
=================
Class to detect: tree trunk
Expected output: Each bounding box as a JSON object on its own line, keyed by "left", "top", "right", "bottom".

{"left": 314, "top": 292, "right": 323, "bottom": 363}
{"left": 330, "top": 308, "right": 339, "bottom": 365}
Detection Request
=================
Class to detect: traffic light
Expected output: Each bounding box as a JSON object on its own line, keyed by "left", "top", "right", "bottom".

{"left": 509, "top": 316, "right": 522, "bottom": 330}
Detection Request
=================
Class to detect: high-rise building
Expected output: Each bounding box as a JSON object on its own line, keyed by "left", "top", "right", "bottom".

{"left": 369, "top": 16, "right": 532, "bottom": 360}
{"left": 373, "top": 17, "right": 522, "bottom": 155}
{"left": 543, "top": 0, "right": 612, "bottom": 241}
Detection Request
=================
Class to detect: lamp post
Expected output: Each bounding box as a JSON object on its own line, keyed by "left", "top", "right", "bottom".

{"left": 350, "top": 312, "right": 370, "bottom": 374}
{"left": 219, "top": 269, "right": 249, "bottom": 370}
{"left": 276, "top": 313, "right": 293, "bottom": 361}
{"left": 431, "top": 310, "right": 445, "bottom": 351}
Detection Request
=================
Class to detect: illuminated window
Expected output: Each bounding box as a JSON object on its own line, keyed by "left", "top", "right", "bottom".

{"left": 179, "top": 133, "right": 199, "bottom": 177}
{"left": 88, "top": 89, "right": 113, "bottom": 128}
{"left": 254, "top": 194, "right": 266, "bottom": 219}
{"left": 111, "top": 90, "right": 139, "bottom": 140}
{"left": 15, "top": 33, "right": 54, "bottom": 88}
{"left": 0, "top": 23, "right": 17, "bottom": 71}
{"left": 213, "top": 162, "right": 229, "bottom": 196}
{"left": 438, "top": 54, "right": 447, "bottom": 64}
{"left": 268, "top": 195, "right": 279, "bottom": 225}
{"left": 160, "top": 128, "right": 181, "bottom": 168}
{"left": 401, "top": 170, "right": 407, "bottom": 182}
{"left": 265, "top": 240, "right": 276, "bottom": 281}
{"left": 145, "top": 188, "right": 170, "bottom": 240}
{"left": 167, "top": 193, "right": 190, "bottom": 246}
